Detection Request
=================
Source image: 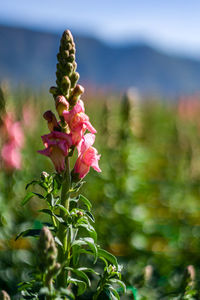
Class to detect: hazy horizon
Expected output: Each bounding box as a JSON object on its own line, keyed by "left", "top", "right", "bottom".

{"left": 1, "top": 0, "right": 200, "bottom": 59}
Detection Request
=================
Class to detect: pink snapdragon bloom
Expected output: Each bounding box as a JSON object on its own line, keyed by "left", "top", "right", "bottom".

{"left": 74, "top": 133, "right": 101, "bottom": 179}
{"left": 1, "top": 141, "right": 21, "bottom": 170}
{"left": 38, "top": 131, "right": 72, "bottom": 173}
{"left": 63, "top": 100, "right": 96, "bottom": 145}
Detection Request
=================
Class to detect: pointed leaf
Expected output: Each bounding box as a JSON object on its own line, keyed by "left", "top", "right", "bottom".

{"left": 109, "top": 279, "right": 126, "bottom": 293}
{"left": 98, "top": 248, "right": 118, "bottom": 270}
{"left": 21, "top": 192, "right": 35, "bottom": 206}
{"left": 85, "top": 211, "right": 95, "bottom": 222}
{"left": 65, "top": 267, "right": 91, "bottom": 287}
{"left": 67, "top": 277, "right": 87, "bottom": 296}
{"left": 79, "top": 195, "right": 92, "bottom": 211}
{"left": 108, "top": 287, "right": 120, "bottom": 300}
{"left": 15, "top": 229, "right": 41, "bottom": 240}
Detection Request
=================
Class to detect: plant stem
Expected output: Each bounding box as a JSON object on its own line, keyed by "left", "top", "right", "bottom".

{"left": 57, "top": 157, "right": 71, "bottom": 288}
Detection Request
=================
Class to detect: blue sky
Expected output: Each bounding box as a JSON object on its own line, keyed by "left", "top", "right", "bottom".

{"left": 1, "top": 0, "right": 200, "bottom": 57}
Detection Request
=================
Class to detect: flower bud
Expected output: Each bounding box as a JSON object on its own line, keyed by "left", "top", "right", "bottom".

{"left": 70, "top": 72, "right": 80, "bottom": 89}
{"left": 70, "top": 85, "right": 84, "bottom": 107}
{"left": 61, "top": 76, "right": 71, "bottom": 96}
{"left": 55, "top": 95, "right": 69, "bottom": 116}
{"left": 49, "top": 86, "right": 58, "bottom": 96}
{"left": 38, "top": 227, "right": 57, "bottom": 272}
{"left": 0, "top": 291, "right": 10, "bottom": 300}
{"left": 40, "top": 171, "right": 49, "bottom": 181}
{"left": 43, "top": 110, "right": 60, "bottom": 132}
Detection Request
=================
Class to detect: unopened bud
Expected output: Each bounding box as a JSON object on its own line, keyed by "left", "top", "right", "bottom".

{"left": 56, "top": 95, "right": 69, "bottom": 116}
{"left": 61, "top": 76, "right": 71, "bottom": 96}
{"left": 43, "top": 111, "right": 60, "bottom": 132}
{"left": 77, "top": 211, "right": 84, "bottom": 217}
{"left": 0, "top": 290, "right": 10, "bottom": 300}
{"left": 70, "top": 84, "right": 84, "bottom": 106}
{"left": 49, "top": 86, "right": 58, "bottom": 96}
{"left": 187, "top": 265, "right": 195, "bottom": 282}
{"left": 70, "top": 72, "right": 80, "bottom": 89}
{"left": 144, "top": 265, "right": 153, "bottom": 282}
{"left": 38, "top": 227, "right": 57, "bottom": 272}
{"left": 41, "top": 171, "right": 49, "bottom": 181}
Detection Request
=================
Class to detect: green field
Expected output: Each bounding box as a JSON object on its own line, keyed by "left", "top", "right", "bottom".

{"left": 1, "top": 86, "right": 200, "bottom": 299}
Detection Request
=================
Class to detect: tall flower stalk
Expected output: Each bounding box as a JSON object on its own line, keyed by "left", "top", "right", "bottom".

{"left": 16, "top": 30, "right": 125, "bottom": 299}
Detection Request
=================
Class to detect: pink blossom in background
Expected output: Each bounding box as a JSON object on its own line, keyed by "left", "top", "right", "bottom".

{"left": 1, "top": 141, "right": 21, "bottom": 170}
{"left": 178, "top": 95, "right": 200, "bottom": 122}
{"left": 22, "top": 102, "right": 37, "bottom": 131}
{"left": 63, "top": 100, "right": 96, "bottom": 145}
{"left": 2, "top": 113, "right": 24, "bottom": 147}
{"left": 74, "top": 133, "right": 101, "bottom": 179}
{"left": 0, "top": 112, "right": 24, "bottom": 171}
{"left": 38, "top": 131, "right": 72, "bottom": 173}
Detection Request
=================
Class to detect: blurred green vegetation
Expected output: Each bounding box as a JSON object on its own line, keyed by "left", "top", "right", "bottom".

{"left": 1, "top": 84, "right": 200, "bottom": 299}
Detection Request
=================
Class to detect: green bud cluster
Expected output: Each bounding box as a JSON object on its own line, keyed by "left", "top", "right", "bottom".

{"left": 38, "top": 227, "right": 60, "bottom": 287}
{"left": 50, "top": 30, "right": 83, "bottom": 108}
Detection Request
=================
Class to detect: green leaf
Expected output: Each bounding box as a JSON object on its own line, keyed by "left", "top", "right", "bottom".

{"left": 39, "top": 209, "right": 64, "bottom": 223}
{"left": 15, "top": 229, "right": 41, "bottom": 240}
{"left": 98, "top": 248, "right": 118, "bottom": 270}
{"left": 57, "top": 204, "right": 69, "bottom": 214}
{"left": 85, "top": 211, "right": 95, "bottom": 222}
{"left": 109, "top": 279, "right": 126, "bottom": 293}
{"left": 65, "top": 267, "right": 91, "bottom": 287}
{"left": 47, "top": 193, "right": 59, "bottom": 207}
{"left": 79, "top": 267, "right": 100, "bottom": 276}
{"left": 67, "top": 277, "right": 87, "bottom": 296}
{"left": 32, "top": 192, "right": 45, "bottom": 199}
{"left": 59, "top": 288, "right": 75, "bottom": 299}
{"left": 25, "top": 180, "right": 40, "bottom": 190}
{"left": 55, "top": 236, "right": 63, "bottom": 246}
{"left": 77, "top": 223, "right": 97, "bottom": 242}
{"left": 79, "top": 194, "right": 92, "bottom": 211}
{"left": 108, "top": 286, "right": 120, "bottom": 300}
{"left": 72, "top": 237, "right": 98, "bottom": 263}
{"left": 21, "top": 192, "right": 35, "bottom": 206}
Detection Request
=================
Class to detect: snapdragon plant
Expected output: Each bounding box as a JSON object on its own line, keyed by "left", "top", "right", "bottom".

{"left": 14, "top": 30, "right": 125, "bottom": 299}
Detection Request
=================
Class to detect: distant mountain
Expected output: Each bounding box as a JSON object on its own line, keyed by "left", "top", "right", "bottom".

{"left": 1, "top": 24, "right": 200, "bottom": 96}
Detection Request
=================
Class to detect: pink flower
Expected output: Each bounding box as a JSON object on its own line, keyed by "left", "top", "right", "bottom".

{"left": 22, "top": 103, "right": 37, "bottom": 131}
{"left": 74, "top": 133, "right": 101, "bottom": 179}
{"left": 2, "top": 113, "right": 24, "bottom": 148}
{"left": 1, "top": 141, "right": 22, "bottom": 170}
{"left": 63, "top": 100, "right": 96, "bottom": 145}
{"left": 38, "top": 131, "right": 72, "bottom": 173}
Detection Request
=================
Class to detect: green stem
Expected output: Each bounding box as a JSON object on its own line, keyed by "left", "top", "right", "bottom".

{"left": 57, "top": 157, "right": 71, "bottom": 288}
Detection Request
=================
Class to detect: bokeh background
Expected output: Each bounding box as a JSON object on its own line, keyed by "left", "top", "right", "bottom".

{"left": 1, "top": 1, "right": 200, "bottom": 299}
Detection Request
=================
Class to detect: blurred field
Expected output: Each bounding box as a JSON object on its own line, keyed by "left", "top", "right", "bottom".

{"left": 1, "top": 85, "right": 200, "bottom": 298}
